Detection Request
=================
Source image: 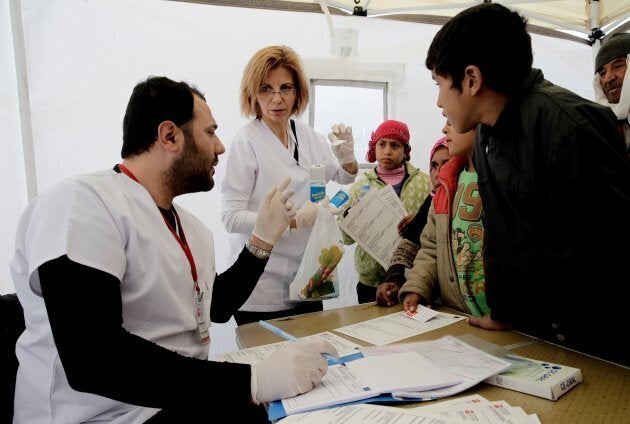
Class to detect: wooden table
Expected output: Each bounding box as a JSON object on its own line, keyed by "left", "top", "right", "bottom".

{"left": 236, "top": 303, "right": 630, "bottom": 424}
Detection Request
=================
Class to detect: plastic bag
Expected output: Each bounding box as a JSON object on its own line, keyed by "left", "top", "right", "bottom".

{"left": 289, "top": 203, "right": 344, "bottom": 301}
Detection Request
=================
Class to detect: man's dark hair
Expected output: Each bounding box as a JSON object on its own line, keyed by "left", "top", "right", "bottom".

{"left": 121, "top": 76, "right": 205, "bottom": 158}
{"left": 425, "top": 3, "right": 533, "bottom": 95}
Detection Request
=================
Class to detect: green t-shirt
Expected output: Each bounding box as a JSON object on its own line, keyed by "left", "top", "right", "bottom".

{"left": 450, "top": 169, "right": 489, "bottom": 316}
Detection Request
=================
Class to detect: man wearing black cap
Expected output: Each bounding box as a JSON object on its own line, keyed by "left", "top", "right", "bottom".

{"left": 594, "top": 33, "right": 630, "bottom": 155}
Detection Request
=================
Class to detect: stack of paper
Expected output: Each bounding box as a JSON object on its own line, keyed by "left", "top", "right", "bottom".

{"left": 278, "top": 350, "right": 463, "bottom": 416}
{"left": 265, "top": 335, "right": 512, "bottom": 420}
{"left": 220, "top": 330, "right": 514, "bottom": 420}
{"left": 277, "top": 394, "right": 541, "bottom": 424}
{"left": 360, "top": 335, "right": 513, "bottom": 400}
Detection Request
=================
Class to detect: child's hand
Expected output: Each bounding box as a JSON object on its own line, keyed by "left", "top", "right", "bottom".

{"left": 397, "top": 214, "right": 415, "bottom": 236}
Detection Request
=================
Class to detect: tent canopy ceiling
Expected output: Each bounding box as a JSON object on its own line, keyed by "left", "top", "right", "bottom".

{"left": 182, "top": 0, "right": 629, "bottom": 44}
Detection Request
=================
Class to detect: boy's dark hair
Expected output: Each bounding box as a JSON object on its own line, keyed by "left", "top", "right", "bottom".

{"left": 425, "top": 3, "right": 533, "bottom": 95}
{"left": 121, "top": 76, "right": 205, "bottom": 158}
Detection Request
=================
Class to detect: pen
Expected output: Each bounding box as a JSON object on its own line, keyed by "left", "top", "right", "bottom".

{"left": 258, "top": 320, "right": 343, "bottom": 365}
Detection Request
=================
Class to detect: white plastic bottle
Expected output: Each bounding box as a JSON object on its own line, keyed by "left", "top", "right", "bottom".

{"left": 330, "top": 186, "right": 350, "bottom": 208}
{"left": 358, "top": 183, "right": 371, "bottom": 200}
{"left": 310, "top": 164, "right": 326, "bottom": 203}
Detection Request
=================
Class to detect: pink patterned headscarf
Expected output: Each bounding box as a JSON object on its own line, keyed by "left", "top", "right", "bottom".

{"left": 430, "top": 136, "right": 448, "bottom": 166}
{"left": 366, "top": 119, "right": 411, "bottom": 163}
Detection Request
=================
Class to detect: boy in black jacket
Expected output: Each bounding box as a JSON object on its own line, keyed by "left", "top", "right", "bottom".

{"left": 425, "top": 3, "right": 630, "bottom": 365}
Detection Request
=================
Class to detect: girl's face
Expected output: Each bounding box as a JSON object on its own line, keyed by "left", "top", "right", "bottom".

{"left": 429, "top": 145, "right": 452, "bottom": 191}
{"left": 375, "top": 138, "right": 406, "bottom": 170}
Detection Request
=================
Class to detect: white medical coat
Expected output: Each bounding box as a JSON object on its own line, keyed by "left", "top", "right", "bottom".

{"left": 11, "top": 170, "right": 216, "bottom": 423}
{"left": 221, "top": 119, "right": 355, "bottom": 312}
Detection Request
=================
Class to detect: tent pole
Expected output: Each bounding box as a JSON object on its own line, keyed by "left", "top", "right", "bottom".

{"left": 9, "top": 0, "right": 38, "bottom": 201}
{"left": 589, "top": 0, "right": 603, "bottom": 64}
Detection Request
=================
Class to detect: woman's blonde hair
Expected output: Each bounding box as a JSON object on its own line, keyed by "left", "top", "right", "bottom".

{"left": 240, "top": 45, "right": 309, "bottom": 119}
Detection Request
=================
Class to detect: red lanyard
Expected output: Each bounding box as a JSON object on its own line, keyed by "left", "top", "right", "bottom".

{"left": 117, "top": 164, "right": 200, "bottom": 293}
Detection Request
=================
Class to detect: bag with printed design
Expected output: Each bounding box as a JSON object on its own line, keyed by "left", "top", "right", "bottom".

{"left": 290, "top": 204, "right": 344, "bottom": 301}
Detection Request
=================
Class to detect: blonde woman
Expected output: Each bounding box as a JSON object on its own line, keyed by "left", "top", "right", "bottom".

{"left": 221, "top": 45, "right": 358, "bottom": 325}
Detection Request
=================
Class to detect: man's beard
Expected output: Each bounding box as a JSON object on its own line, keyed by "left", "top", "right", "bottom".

{"left": 165, "top": 128, "right": 214, "bottom": 197}
{"left": 605, "top": 81, "right": 622, "bottom": 104}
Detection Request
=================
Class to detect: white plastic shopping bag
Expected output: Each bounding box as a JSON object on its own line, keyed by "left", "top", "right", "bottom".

{"left": 289, "top": 203, "right": 344, "bottom": 301}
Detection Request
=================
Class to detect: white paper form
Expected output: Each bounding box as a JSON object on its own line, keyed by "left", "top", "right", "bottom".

{"left": 334, "top": 308, "right": 465, "bottom": 346}
{"left": 416, "top": 396, "right": 538, "bottom": 424}
{"left": 280, "top": 351, "right": 462, "bottom": 416}
{"left": 428, "top": 401, "right": 534, "bottom": 424}
{"left": 277, "top": 398, "right": 539, "bottom": 424}
{"left": 361, "top": 336, "right": 512, "bottom": 400}
{"left": 338, "top": 185, "right": 407, "bottom": 268}
{"left": 281, "top": 362, "right": 379, "bottom": 416}
{"left": 216, "top": 331, "right": 362, "bottom": 365}
{"left": 277, "top": 403, "right": 472, "bottom": 424}
{"left": 416, "top": 394, "right": 491, "bottom": 410}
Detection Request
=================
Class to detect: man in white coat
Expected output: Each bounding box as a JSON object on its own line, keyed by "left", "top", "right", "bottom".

{"left": 11, "top": 76, "right": 337, "bottom": 423}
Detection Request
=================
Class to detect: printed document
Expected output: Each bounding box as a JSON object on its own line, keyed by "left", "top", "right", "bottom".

{"left": 280, "top": 350, "right": 462, "bottom": 416}
{"left": 334, "top": 307, "right": 465, "bottom": 346}
{"left": 277, "top": 395, "right": 540, "bottom": 424}
{"left": 360, "top": 335, "right": 512, "bottom": 399}
{"left": 216, "top": 331, "right": 362, "bottom": 365}
{"left": 277, "top": 403, "right": 469, "bottom": 424}
{"left": 338, "top": 185, "right": 407, "bottom": 268}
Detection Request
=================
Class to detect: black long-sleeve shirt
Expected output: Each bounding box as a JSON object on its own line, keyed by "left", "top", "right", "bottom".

{"left": 39, "top": 247, "right": 270, "bottom": 422}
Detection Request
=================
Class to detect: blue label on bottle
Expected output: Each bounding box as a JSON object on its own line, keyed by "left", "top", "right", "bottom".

{"left": 330, "top": 190, "right": 349, "bottom": 207}
{"left": 310, "top": 185, "right": 326, "bottom": 202}
{"left": 358, "top": 184, "right": 370, "bottom": 199}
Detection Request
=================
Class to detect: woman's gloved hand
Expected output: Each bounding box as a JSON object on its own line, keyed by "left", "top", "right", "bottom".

{"left": 327, "top": 123, "right": 356, "bottom": 165}
{"left": 252, "top": 177, "right": 296, "bottom": 245}
{"left": 294, "top": 197, "right": 345, "bottom": 229}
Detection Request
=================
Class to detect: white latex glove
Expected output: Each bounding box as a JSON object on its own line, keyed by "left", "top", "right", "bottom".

{"left": 322, "top": 196, "right": 346, "bottom": 216}
{"left": 252, "top": 177, "right": 297, "bottom": 245}
{"left": 294, "top": 200, "right": 318, "bottom": 229}
{"left": 327, "top": 123, "right": 356, "bottom": 165}
{"left": 294, "top": 197, "right": 344, "bottom": 229}
{"left": 250, "top": 340, "right": 338, "bottom": 404}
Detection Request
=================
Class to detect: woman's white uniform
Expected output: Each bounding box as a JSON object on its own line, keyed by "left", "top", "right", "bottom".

{"left": 221, "top": 119, "right": 355, "bottom": 312}
{"left": 11, "top": 170, "right": 216, "bottom": 423}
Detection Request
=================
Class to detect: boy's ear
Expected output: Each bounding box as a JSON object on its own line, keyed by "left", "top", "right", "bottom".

{"left": 464, "top": 65, "right": 482, "bottom": 95}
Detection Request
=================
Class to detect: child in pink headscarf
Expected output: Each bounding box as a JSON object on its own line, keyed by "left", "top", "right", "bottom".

{"left": 376, "top": 135, "right": 452, "bottom": 306}
{"left": 398, "top": 122, "right": 487, "bottom": 319}
{"left": 338, "top": 119, "right": 432, "bottom": 304}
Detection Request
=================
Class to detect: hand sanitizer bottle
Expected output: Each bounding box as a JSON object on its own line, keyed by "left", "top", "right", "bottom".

{"left": 358, "top": 183, "right": 371, "bottom": 200}
{"left": 330, "top": 186, "right": 350, "bottom": 208}
{"left": 310, "top": 164, "right": 326, "bottom": 203}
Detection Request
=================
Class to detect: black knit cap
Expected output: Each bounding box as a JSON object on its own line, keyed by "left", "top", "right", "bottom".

{"left": 595, "top": 33, "right": 630, "bottom": 73}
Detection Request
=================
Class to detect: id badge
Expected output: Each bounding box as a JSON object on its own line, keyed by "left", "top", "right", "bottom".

{"left": 195, "top": 296, "right": 210, "bottom": 345}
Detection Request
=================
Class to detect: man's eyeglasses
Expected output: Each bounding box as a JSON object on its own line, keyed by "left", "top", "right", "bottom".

{"left": 258, "top": 87, "right": 297, "bottom": 99}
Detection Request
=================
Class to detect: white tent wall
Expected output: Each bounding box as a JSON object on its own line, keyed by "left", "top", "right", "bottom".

{"left": 2, "top": 0, "right": 594, "bottom": 355}
{"left": 2, "top": 5, "right": 24, "bottom": 294}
